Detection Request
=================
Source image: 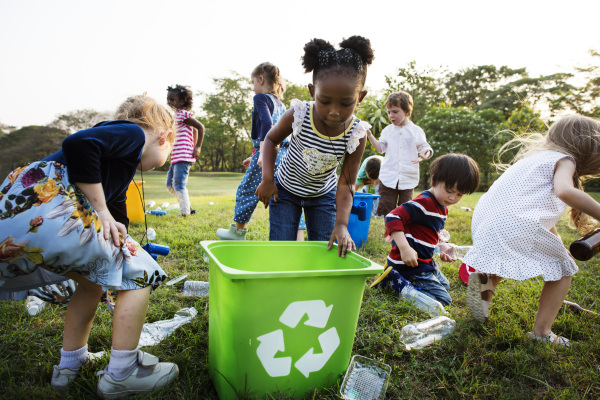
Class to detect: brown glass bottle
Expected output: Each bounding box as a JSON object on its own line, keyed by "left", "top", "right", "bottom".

{"left": 570, "top": 228, "right": 600, "bottom": 261}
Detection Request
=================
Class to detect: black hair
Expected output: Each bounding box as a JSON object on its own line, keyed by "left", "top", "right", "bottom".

{"left": 301, "top": 35, "right": 375, "bottom": 89}
{"left": 365, "top": 157, "right": 382, "bottom": 180}
{"left": 167, "top": 84, "right": 193, "bottom": 110}
{"left": 430, "top": 153, "right": 480, "bottom": 194}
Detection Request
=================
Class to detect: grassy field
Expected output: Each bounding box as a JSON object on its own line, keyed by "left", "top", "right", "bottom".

{"left": 1, "top": 171, "right": 599, "bottom": 399}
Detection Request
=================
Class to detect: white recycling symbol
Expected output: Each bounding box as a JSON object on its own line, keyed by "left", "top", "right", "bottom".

{"left": 256, "top": 300, "right": 340, "bottom": 378}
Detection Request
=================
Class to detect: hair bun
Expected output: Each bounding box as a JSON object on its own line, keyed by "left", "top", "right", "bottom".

{"left": 302, "top": 38, "right": 335, "bottom": 73}
{"left": 339, "top": 36, "right": 374, "bottom": 66}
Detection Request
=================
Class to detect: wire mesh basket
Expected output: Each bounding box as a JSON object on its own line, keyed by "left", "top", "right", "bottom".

{"left": 340, "top": 355, "right": 392, "bottom": 400}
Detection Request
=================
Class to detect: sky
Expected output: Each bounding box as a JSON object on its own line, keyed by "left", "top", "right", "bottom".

{"left": 1, "top": 0, "right": 599, "bottom": 127}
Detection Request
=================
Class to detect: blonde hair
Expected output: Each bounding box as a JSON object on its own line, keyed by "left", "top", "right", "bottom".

{"left": 385, "top": 91, "right": 413, "bottom": 118}
{"left": 251, "top": 62, "right": 285, "bottom": 98}
{"left": 115, "top": 94, "right": 175, "bottom": 145}
{"left": 497, "top": 114, "right": 600, "bottom": 233}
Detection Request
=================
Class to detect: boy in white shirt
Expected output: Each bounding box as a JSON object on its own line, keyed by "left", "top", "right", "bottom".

{"left": 367, "top": 91, "right": 433, "bottom": 216}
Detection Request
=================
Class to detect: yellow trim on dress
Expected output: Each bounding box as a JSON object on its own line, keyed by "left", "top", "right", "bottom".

{"left": 309, "top": 102, "right": 356, "bottom": 140}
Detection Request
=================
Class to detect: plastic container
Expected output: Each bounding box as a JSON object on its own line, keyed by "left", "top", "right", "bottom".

{"left": 25, "top": 296, "right": 46, "bottom": 316}
{"left": 348, "top": 193, "right": 380, "bottom": 248}
{"left": 340, "top": 355, "right": 391, "bottom": 400}
{"left": 125, "top": 181, "right": 145, "bottom": 222}
{"left": 183, "top": 280, "right": 209, "bottom": 296}
{"left": 400, "top": 284, "right": 446, "bottom": 316}
{"left": 399, "top": 316, "right": 456, "bottom": 350}
{"left": 200, "top": 240, "right": 383, "bottom": 400}
{"left": 435, "top": 243, "right": 472, "bottom": 261}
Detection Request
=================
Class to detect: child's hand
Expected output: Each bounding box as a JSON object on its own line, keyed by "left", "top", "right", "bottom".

{"left": 256, "top": 181, "right": 277, "bottom": 208}
{"left": 399, "top": 245, "right": 419, "bottom": 267}
{"left": 328, "top": 224, "right": 356, "bottom": 258}
{"left": 96, "top": 209, "right": 127, "bottom": 247}
{"left": 437, "top": 242, "right": 457, "bottom": 262}
{"left": 192, "top": 147, "right": 201, "bottom": 159}
{"left": 257, "top": 156, "right": 263, "bottom": 168}
{"left": 242, "top": 157, "right": 251, "bottom": 168}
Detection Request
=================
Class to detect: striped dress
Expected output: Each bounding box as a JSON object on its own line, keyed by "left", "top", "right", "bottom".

{"left": 276, "top": 100, "right": 370, "bottom": 197}
{"left": 170, "top": 109, "right": 196, "bottom": 164}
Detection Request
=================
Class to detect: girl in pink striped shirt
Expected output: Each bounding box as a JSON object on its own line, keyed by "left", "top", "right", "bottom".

{"left": 166, "top": 85, "right": 205, "bottom": 216}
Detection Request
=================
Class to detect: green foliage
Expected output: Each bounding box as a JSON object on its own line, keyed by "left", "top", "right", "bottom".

{"left": 419, "top": 106, "right": 504, "bottom": 189}
{"left": 385, "top": 61, "right": 447, "bottom": 124}
{"left": 281, "top": 82, "right": 311, "bottom": 108}
{"left": 0, "top": 125, "right": 69, "bottom": 178}
{"left": 355, "top": 95, "right": 387, "bottom": 137}
{"left": 197, "top": 73, "right": 254, "bottom": 172}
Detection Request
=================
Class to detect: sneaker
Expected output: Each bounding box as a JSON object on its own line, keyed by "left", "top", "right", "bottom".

{"left": 51, "top": 351, "right": 105, "bottom": 391}
{"left": 97, "top": 351, "right": 178, "bottom": 399}
{"left": 216, "top": 223, "right": 247, "bottom": 240}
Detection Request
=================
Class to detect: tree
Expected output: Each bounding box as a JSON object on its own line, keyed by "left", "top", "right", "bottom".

{"left": 282, "top": 82, "right": 312, "bottom": 108}
{"left": 570, "top": 49, "right": 600, "bottom": 118}
{"left": 0, "top": 126, "right": 69, "bottom": 177}
{"left": 419, "top": 106, "right": 503, "bottom": 189}
{"left": 49, "top": 109, "right": 112, "bottom": 134}
{"left": 197, "top": 73, "right": 253, "bottom": 172}
{"left": 385, "top": 61, "right": 447, "bottom": 124}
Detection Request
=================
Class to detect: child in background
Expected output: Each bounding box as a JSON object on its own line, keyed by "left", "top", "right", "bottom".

{"left": 464, "top": 115, "right": 600, "bottom": 346}
{"left": 166, "top": 85, "right": 205, "bottom": 217}
{"left": 0, "top": 95, "right": 179, "bottom": 398}
{"left": 367, "top": 91, "right": 433, "bottom": 216}
{"left": 378, "top": 154, "right": 480, "bottom": 305}
{"left": 217, "top": 62, "right": 306, "bottom": 240}
{"left": 256, "top": 36, "right": 375, "bottom": 257}
{"left": 355, "top": 155, "right": 383, "bottom": 215}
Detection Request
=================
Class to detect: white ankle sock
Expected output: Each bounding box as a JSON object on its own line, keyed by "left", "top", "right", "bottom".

{"left": 107, "top": 347, "right": 138, "bottom": 379}
{"left": 58, "top": 344, "right": 88, "bottom": 370}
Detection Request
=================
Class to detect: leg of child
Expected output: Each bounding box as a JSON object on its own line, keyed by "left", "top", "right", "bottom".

{"left": 269, "top": 184, "right": 303, "bottom": 241}
{"left": 409, "top": 270, "right": 452, "bottom": 306}
{"left": 165, "top": 164, "right": 175, "bottom": 196}
{"left": 303, "top": 190, "right": 336, "bottom": 241}
{"left": 172, "top": 162, "right": 192, "bottom": 216}
{"left": 233, "top": 156, "right": 262, "bottom": 231}
{"left": 62, "top": 274, "right": 103, "bottom": 351}
{"left": 533, "top": 276, "right": 572, "bottom": 337}
{"left": 376, "top": 182, "right": 396, "bottom": 216}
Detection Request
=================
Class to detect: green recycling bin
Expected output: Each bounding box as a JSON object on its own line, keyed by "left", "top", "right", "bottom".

{"left": 200, "top": 241, "right": 383, "bottom": 399}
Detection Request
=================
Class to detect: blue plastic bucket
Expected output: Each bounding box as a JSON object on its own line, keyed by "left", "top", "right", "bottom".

{"left": 347, "top": 193, "right": 380, "bottom": 248}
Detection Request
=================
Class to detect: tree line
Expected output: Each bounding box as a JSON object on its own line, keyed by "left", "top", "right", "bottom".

{"left": 1, "top": 50, "right": 598, "bottom": 184}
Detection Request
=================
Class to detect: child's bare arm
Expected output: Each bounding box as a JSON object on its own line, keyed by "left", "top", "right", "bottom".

{"left": 554, "top": 158, "right": 600, "bottom": 220}
{"left": 366, "top": 130, "right": 383, "bottom": 153}
{"left": 390, "top": 231, "right": 419, "bottom": 267}
{"left": 75, "top": 182, "right": 126, "bottom": 246}
{"left": 185, "top": 118, "right": 205, "bottom": 158}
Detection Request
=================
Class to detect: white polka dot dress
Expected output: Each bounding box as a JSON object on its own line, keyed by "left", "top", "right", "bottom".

{"left": 463, "top": 150, "right": 578, "bottom": 282}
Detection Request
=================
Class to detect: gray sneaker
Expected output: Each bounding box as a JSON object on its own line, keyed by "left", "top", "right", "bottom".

{"left": 216, "top": 223, "right": 247, "bottom": 240}
{"left": 51, "top": 350, "right": 105, "bottom": 391}
{"left": 96, "top": 351, "right": 178, "bottom": 399}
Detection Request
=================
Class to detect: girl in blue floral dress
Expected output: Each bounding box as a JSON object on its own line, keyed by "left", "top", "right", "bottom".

{"left": 0, "top": 95, "right": 180, "bottom": 398}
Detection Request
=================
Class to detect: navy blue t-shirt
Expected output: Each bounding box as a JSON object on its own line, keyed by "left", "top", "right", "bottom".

{"left": 250, "top": 93, "right": 275, "bottom": 142}
{"left": 43, "top": 120, "right": 145, "bottom": 228}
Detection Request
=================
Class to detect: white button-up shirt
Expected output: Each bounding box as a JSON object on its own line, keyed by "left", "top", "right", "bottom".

{"left": 378, "top": 121, "right": 433, "bottom": 190}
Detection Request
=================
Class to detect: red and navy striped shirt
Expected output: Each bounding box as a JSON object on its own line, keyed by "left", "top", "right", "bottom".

{"left": 385, "top": 190, "right": 447, "bottom": 275}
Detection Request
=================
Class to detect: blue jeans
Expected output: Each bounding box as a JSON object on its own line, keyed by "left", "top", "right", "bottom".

{"left": 166, "top": 162, "right": 192, "bottom": 214}
{"left": 407, "top": 269, "right": 452, "bottom": 306}
{"left": 269, "top": 181, "right": 336, "bottom": 241}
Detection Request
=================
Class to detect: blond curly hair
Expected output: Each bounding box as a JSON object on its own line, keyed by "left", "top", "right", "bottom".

{"left": 114, "top": 94, "right": 175, "bottom": 145}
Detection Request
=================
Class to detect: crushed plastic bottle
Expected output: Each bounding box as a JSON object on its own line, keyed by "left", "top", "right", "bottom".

{"left": 400, "top": 284, "right": 447, "bottom": 316}
{"left": 183, "top": 281, "right": 209, "bottom": 297}
{"left": 161, "top": 202, "right": 170, "bottom": 208}
{"left": 146, "top": 228, "right": 156, "bottom": 241}
{"left": 25, "top": 295, "right": 46, "bottom": 316}
{"left": 435, "top": 243, "right": 472, "bottom": 261}
{"left": 399, "top": 316, "right": 456, "bottom": 350}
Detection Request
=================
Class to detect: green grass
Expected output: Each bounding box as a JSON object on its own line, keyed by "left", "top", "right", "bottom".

{"left": 1, "top": 172, "right": 599, "bottom": 399}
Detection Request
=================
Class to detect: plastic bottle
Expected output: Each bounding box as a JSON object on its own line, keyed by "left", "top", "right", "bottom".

{"left": 399, "top": 284, "right": 447, "bottom": 316}
{"left": 569, "top": 228, "right": 600, "bottom": 261}
{"left": 146, "top": 228, "right": 156, "bottom": 241}
{"left": 399, "top": 316, "right": 456, "bottom": 350}
{"left": 147, "top": 200, "right": 156, "bottom": 208}
{"left": 25, "top": 296, "right": 46, "bottom": 316}
{"left": 435, "top": 243, "right": 472, "bottom": 260}
{"left": 183, "top": 281, "right": 209, "bottom": 297}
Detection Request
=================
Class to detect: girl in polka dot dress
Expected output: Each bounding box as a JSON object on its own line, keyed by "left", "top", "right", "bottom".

{"left": 463, "top": 115, "right": 600, "bottom": 346}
